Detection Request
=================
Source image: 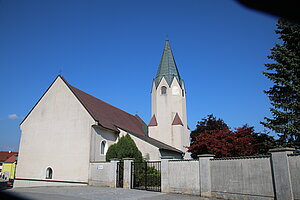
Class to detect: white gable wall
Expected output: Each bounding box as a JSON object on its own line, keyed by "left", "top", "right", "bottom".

{"left": 15, "top": 77, "right": 95, "bottom": 187}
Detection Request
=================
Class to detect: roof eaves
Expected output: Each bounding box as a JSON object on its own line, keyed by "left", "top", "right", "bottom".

{"left": 120, "top": 127, "right": 183, "bottom": 154}
{"left": 61, "top": 77, "right": 98, "bottom": 124}
{"left": 92, "top": 121, "right": 120, "bottom": 133}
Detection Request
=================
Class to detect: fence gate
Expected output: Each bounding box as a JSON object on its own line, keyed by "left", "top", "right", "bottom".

{"left": 116, "top": 161, "right": 124, "bottom": 188}
{"left": 131, "top": 161, "right": 161, "bottom": 192}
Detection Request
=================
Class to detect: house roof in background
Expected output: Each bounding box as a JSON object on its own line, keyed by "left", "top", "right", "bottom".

{"left": 0, "top": 151, "right": 18, "bottom": 162}
{"left": 4, "top": 154, "right": 18, "bottom": 163}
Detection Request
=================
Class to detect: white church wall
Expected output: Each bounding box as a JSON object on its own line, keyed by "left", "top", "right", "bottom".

{"left": 15, "top": 77, "right": 94, "bottom": 187}
{"left": 150, "top": 77, "right": 173, "bottom": 147}
{"left": 90, "top": 126, "right": 117, "bottom": 162}
{"left": 118, "top": 129, "right": 161, "bottom": 161}
{"left": 150, "top": 76, "right": 190, "bottom": 154}
{"left": 171, "top": 125, "right": 184, "bottom": 152}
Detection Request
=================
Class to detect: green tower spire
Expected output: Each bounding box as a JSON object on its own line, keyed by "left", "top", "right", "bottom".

{"left": 154, "top": 40, "right": 182, "bottom": 88}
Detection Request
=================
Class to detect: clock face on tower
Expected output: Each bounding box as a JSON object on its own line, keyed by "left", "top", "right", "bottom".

{"left": 172, "top": 86, "right": 180, "bottom": 95}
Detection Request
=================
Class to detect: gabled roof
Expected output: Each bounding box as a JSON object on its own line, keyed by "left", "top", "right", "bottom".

{"left": 172, "top": 113, "right": 183, "bottom": 126}
{"left": 62, "top": 77, "right": 146, "bottom": 136}
{"left": 148, "top": 115, "right": 158, "bottom": 126}
{"left": 154, "top": 40, "right": 182, "bottom": 88}
{"left": 21, "top": 75, "right": 183, "bottom": 155}
{"left": 0, "top": 151, "right": 18, "bottom": 162}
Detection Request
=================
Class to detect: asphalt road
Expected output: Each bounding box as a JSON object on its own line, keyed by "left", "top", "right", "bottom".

{"left": 0, "top": 186, "right": 215, "bottom": 200}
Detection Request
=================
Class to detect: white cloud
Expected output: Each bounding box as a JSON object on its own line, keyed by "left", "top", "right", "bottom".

{"left": 8, "top": 114, "right": 19, "bottom": 120}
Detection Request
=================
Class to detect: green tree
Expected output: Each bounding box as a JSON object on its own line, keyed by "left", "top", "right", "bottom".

{"left": 106, "top": 134, "right": 143, "bottom": 162}
{"left": 261, "top": 18, "right": 300, "bottom": 149}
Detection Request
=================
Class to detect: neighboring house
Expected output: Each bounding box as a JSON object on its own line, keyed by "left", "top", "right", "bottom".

{"left": 14, "top": 39, "right": 190, "bottom": 187}
{"left": 0, "top": 151, "right": 18, "bottom": 176}
{"left": 1, "top": 154, "right": 18, "bottom": 180}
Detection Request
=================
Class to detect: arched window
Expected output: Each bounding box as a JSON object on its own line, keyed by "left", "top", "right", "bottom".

{"left": 46, "top": 167, "right": 53, "bottom": 179}
{"left": 100, "top": 140, "right": 107, "bottom": 155}
{"left": 161, "top": 86, "right": 167, "bottom": 95}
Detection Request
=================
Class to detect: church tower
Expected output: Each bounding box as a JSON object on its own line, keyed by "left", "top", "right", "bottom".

{"left": 148, "top": 39, "right": 190, "bottom": 158}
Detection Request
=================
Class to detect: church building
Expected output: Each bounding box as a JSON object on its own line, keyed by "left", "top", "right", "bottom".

{"left": 14, "top": 39, "right": 190, "bottom": 187}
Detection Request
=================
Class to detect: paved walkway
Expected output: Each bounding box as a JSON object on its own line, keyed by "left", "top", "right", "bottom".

{"left": 1, "top": 186, "right": 216, "bottom": 200}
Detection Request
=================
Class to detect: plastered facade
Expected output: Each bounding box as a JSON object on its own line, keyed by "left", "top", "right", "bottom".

{"left": 149, "top": 76, "right": 190, "bottom": 157}
{"left": 15, "top": 77, "right": 95, "bottom": 187}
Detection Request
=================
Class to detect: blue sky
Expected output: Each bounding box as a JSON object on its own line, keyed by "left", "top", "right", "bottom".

{"left": 0, "top": 0, "right": 278, "bottom": 151}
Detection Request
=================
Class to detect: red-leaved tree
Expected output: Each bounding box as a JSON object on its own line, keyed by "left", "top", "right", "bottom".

{"left": 188, "top": 116, "right": 277, "bottom": 158}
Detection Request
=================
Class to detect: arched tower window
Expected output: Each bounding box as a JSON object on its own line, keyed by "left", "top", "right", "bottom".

{"left": 46, "top": 167, "right": 53, "bottom": 179}
{"left": 161, "top": 86, "right": 167, "bottom": 95}
{"left": 100, "top": 140, "right": 107, "bottom": 155}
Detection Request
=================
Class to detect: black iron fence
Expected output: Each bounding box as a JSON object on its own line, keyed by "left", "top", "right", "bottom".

{"left": 116, "top": 161, "right": 124, "bottom": 188}
{"left": 131, "top": 161, "right": 161, "bottom": 192}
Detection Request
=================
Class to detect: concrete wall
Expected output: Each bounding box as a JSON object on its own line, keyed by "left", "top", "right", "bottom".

{"left": 158, "top": 149, "right": 299, "bottom": 200}
{"left": 211, "top": 157, "right": 274, "bottom": 200}
{"left": 89, "top": 161, "right": 117, "bottom": 187}
{"left": 15, "top": 77, "right": 94, "bottom": 187}
{"left": 288, "top": 154, "right": 300, "bottom": 200}
{"left": 167, "top": 160, "right": 200, "bottom": 195}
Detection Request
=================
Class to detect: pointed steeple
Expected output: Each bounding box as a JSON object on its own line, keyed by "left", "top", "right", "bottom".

{"left": 154, "top": 40, "right": 182, "bottom": 88}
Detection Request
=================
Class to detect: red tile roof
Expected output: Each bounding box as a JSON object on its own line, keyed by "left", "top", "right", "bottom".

{"left": 4, "top": 154, "right": 18, "bottom": 163}
{"left": 0, "top": 151, "right": 18, "bottom": 162}
{"left": 63, "top": 77, "right": 146, "bottom": 136}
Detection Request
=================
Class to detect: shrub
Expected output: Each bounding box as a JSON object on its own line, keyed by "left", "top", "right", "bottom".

{"left": 106, "top": 134, "right": 143, "bottom": 162}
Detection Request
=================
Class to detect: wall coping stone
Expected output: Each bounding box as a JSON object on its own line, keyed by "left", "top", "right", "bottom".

{"left": 122, "top": 158, "right": 135, "bottom": 160}
{"left": 198, "top": 154, "right": 215, "bottom": 158}
{"left": 269, "top": 147, "right": 295, "bottom": 152}
{"left": 211, "top": 155, "right": 270, "bottom": 160}
{"left": 110, "top": 158, "right": 121, "bottom": 161}
{"left": 161, "top": 156, "right": 175, "bottom": 159}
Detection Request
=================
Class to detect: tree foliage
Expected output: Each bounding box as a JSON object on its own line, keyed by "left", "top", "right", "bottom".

{"left": 190, "top": 114, "right": 229, "bottom": 143}
{"left": 106, "top": 134, "right": 143, "bottom": 162}
{"left": 188, "top": 115, "right": 277, "bottom": 158}
{"left": 261, "top": 18, "right": 300, "bottom": 149}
